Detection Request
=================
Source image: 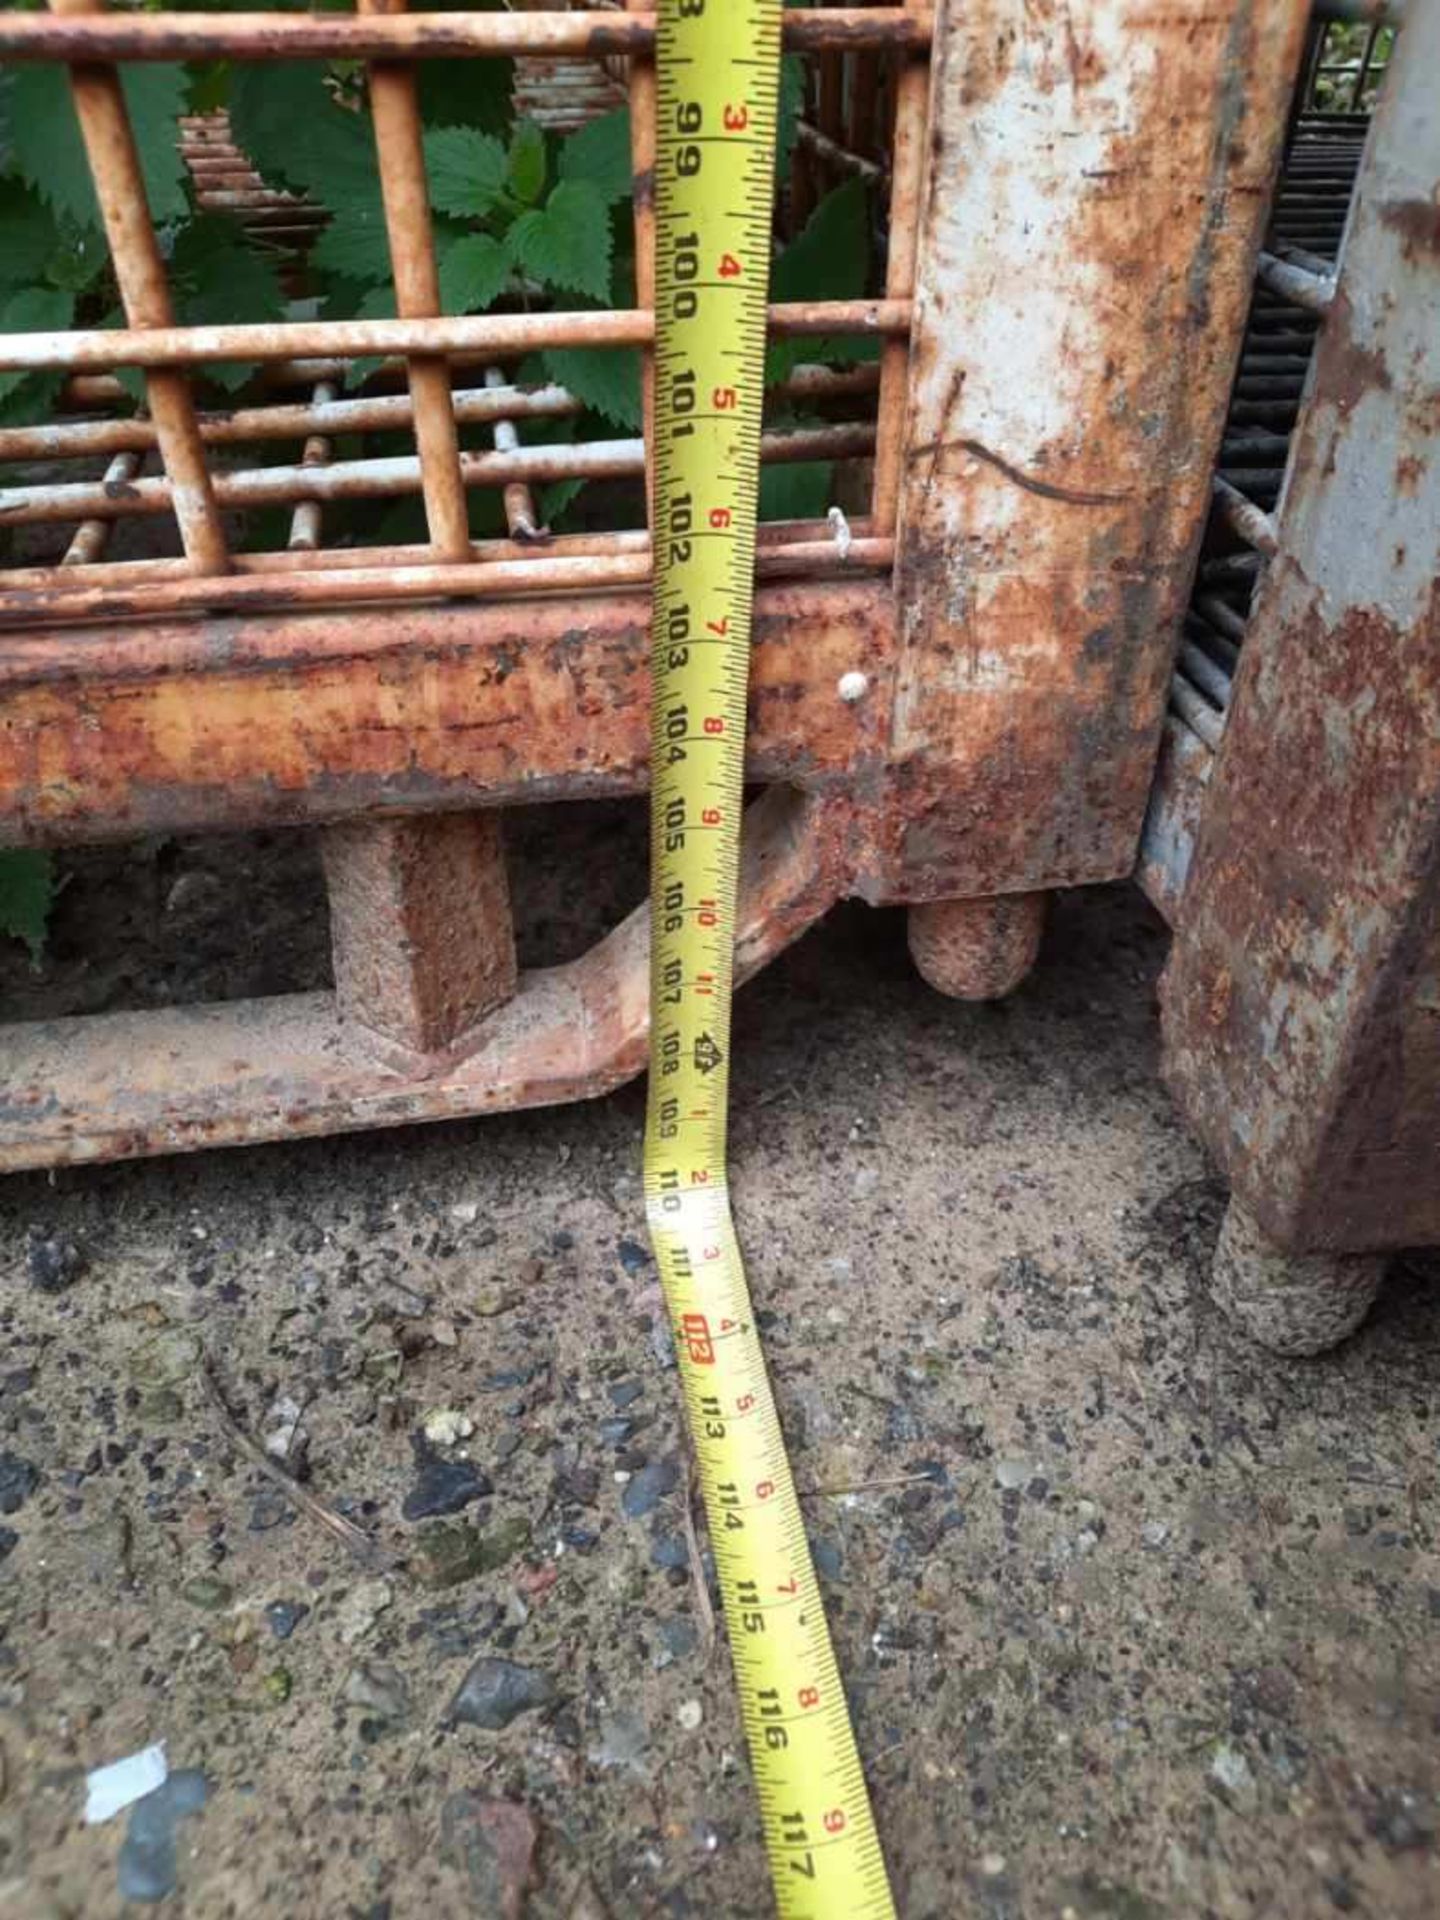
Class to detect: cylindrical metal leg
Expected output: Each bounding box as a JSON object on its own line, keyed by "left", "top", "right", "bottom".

{"left": 1211, "top": 1198, "right": 1386, "bottom": 1356}
{"left": 907, "top": 892, "right": 1046, "bottom": 1001}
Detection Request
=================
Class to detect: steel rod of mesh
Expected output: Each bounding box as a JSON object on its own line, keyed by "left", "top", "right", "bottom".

{"left": 1170, "top": 674, "right": 1225, "bottom": 750}
{"left": 1178, "top": 639, "right": 1233, "bottom": 710}
{"left": 1255, "top": 250, "right": 1335, "bottom": 313}
{"left": 1188, "top": 604, "right": 1244, "bottom": 661}
{"left": 796, "top": 120, "right": 883, "bottom": 184}
{"left": 869, "top": 0, "right": 929, "bottom": 535}
{"left": 0, "top": 9, "right": 935, "bottom": 59}
{"left": 360, "top": 0, "right": 471, "bottom": 559}
{"left": 484, "top": 367, "right": 543, "bottom": 541}
{"left": 62, "top": 449, "right": 143, "bottom": 567}
{"left": 0, "top": 301, "right": 911, "bottom": 374}
{"left": 0, "top": 515, "right": 875, "bottom": 596}
{"left": 0, "top": 425, "right": 879, "bottom": 530}
{"left": 0, "top": 534, "right": 897, "bottom": 626}
{"left": 1211, "top": 474, "right": 1279, "bottom": 555}
{"left": 288, "top": 382, "right": 338, "bottom": 552}
{"left": 6, "top": 365, "right": 880, "bottom": 466}
{"left": 48, "top": 0, "right": 228, "bottom": 573}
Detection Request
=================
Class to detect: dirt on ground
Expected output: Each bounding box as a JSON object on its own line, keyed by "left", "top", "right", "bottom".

{"left": 0, "top": 826, "right": 1436, "bottom": 1919}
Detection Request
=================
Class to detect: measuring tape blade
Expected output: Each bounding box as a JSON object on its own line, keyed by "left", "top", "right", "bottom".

{"left": 645, "top": 3, "right": 895, "bottom": 1914}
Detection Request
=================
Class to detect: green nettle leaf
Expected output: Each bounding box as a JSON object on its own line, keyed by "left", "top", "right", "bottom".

{"left": 0, "top": 372, "right": 64, "bottom": 432}
{"left": 7, "top": 63, "right": 188, "bottom": 231}
{"left": 311, "top": 202, "right": 394, "bottom": 286}
{"left": 771, "top": 176, "right": 871, "bottom": 307}
{"left": 437, "top": 230, "right": 509, "bottom": 315}
{"left": 0, "top": 849, "right": 55, "bottom": 968}
{"left": 766, "top": 177, "right": 872, "bottom": 382}
{"left": 416, "top": 55, "right": 515, "bottom": 138}
{"left": 0, "top": 287, "right": 75, "bottom": 403}
{"left": 558, "top": 109, "right": 632, "bottom": 207}
{"left": 169, "top": 214, "right": 286, "bottom": 392}
{"left": 424, "top": 126, "right": 508, "bottom": 222}
{"left": 346, "top": 284, "right": 397, "bottom": 389}
{"left": 230, "top": 63, "right": 379, "bottom": 210}
{"left": 44, "top": 224, "right": 111, "bottom": 296}
{"left": 777, "top": 54, "right": 805, "bottom": 181}
{"left": 0, "top": 179, "right": 62, "bottom": 290}
{"left": 507, "top": 181, "right": 611, "bottom": 303}
{"left": 760, "top": 459, "right": 833, "bottom": 523}
{"left": 540, "top": 345, "right": 641, "bottom": 432}
{"left": 507, "top": 119, "right": 547, "bottom": 207}
{"left": 538, "top": 475, "right": 587, "bottom": 528}
{"left": 228, "top": 62, "right": 329, "bottom": 188}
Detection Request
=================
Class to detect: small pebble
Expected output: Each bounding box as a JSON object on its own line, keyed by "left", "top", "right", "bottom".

{"left": 402, "top": 1458, "right": 492, "bottom": 1522}
{"left": 0, "top": 1452, "right": 40, "bottom": 1516}
{"left": 473, "top": 1515, "right": 532, "bottom": 1575}
{"left": 343, "top": 1660, "right": 411, "bottom": 1725}
{"left": 446, "top": 1656, "right": 556, "bottom": 1731}
{"left": 248, "top": 1490, "right": 291, "bottom": 1533}
{"left": 676, "top": 1698, "right": 703, "bottom": 1731}
{"left": 655, "top": 1617, "right": 700, "bottom": 1666}
{"left": 413, "top": 1522, "right": 489, "bottom": 1591}
{"left": 264, "top": 1600, "right": 309, "bottom": 1641}
{"left": 812, "top": 1536, "right": 843, "bottom": 1581}
{"left": 623, "top": 1458, "right": 680, "bottom": 1520}
{"left": 335, "top": 1579, "right": 393, "bottom": 1646}
{"left": 116, "top": 1769, "right": 208, "bottom": 1905}
{"left": 26, "top": 1230, "right": 85, "bottom": 1294}
{"left": 181, "top": 1575, "right": 233, "bottom": 1611}
{"left": 421, "top": 1407, "right": 475, "bottom": 1448}
{"left": 993, "top": 1458, "right": 1033, "bottom": 1492}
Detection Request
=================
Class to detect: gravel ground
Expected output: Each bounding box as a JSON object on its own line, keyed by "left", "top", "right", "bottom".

{"left": 0, "top": 828, "right": 1437, "bottom": 1919}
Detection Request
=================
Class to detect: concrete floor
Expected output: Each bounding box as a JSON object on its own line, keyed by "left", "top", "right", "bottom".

{"left": 0, "top": 856, "right": 1436, "bottom": 1918}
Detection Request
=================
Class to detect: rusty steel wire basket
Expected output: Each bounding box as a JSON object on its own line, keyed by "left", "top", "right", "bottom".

{"left": 0, "top": 0, "right": 1401, "bottom": 1174}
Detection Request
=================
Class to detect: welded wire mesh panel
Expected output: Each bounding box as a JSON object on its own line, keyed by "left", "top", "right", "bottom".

{"left": 0, "top": 2, "right": 931, "bottom": 627}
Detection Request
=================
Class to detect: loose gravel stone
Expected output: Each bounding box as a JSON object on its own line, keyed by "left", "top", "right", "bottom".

{"left": 446, "top": 1657, "right": 556, "bottom": 1732}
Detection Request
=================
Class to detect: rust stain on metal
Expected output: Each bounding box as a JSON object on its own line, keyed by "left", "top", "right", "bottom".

{"left": 1163, "top": 8, "right": 1440, "bottom": 1253}
{"left": 0, "top": 584, "right": 896, "bottom": 844}
{"left": 877, "top": 0, "right": 1309, "bottom": 903}
{"left": 1379, "top": 193, "right": 1440, "bottom": 262}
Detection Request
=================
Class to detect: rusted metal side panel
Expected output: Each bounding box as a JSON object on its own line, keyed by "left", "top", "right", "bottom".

{"left": 873, "top": 0, "right": 1308, "bottom": 902}
{"left": 1162, "top": 0, "right": 1440, "bottom": 1253}
{"left": 0, "top": 582, "right": 894, "bottom": 845}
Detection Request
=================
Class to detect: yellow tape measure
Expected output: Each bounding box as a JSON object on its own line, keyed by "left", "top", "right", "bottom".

{"left": 644, "top": 3, "right": 895, "bottom": 1913}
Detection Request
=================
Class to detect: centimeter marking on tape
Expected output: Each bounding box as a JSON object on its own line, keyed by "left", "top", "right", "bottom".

{"left": 643, "top": 2, "right": 895, "bottom": 1914}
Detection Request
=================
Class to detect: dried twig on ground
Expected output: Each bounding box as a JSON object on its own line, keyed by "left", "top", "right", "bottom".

{"left": 798, "top": 1471, "right": 944, "bottom": 1500}
{"left": 682, "top": 1452, "right": 717, "bottom": 1661}
{"left": 200, "top": 1359, "right": 396, "bottom": 1572}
